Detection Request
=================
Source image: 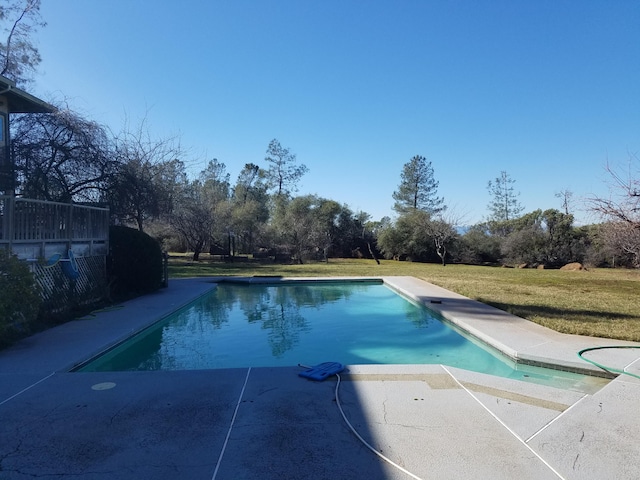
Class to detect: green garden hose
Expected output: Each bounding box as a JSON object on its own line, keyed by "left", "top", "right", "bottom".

{"left": 577, "top": 346, "right": 640, "bottom": 381}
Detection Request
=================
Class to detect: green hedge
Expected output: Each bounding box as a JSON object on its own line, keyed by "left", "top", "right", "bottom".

{"left": 0, "top": 249, "right": 42, "bottom": 347}
{"left": 107, "top": 226, "right": 164, "bottom": 298}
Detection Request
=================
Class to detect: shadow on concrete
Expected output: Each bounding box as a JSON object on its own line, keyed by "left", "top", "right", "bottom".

{"left": 0, "top": 370, "right": 243, "bottom": 479}
{"left": 212, "top": 367, "right": 393, "bottom": 480}
{"left": 0, "top": 367, "right": 394, "bottom": 480}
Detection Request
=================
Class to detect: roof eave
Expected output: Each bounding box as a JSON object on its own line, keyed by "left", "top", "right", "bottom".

{"left": 0, "top": 75, "right": 55, "bottom": 114}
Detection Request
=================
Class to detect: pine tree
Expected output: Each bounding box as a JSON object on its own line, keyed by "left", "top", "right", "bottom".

{"left": 487, "top": 171, "right": 524, "bottom": 222}
{"left": 264, "top": 139, "right": 308, "bottom": 197}
{"left": 392, "top": 155, "right": 445, "bottom": 215}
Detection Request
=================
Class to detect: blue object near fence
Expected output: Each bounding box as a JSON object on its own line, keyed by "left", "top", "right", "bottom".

{"left": 45, "top": 253, "right": 61, "bottom": 267}
{"left": 60, "top": 249, "right": 80, "bottom": 280}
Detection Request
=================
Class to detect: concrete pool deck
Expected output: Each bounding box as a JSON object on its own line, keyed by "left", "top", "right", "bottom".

{"left": 0, "top": 276, "right": 639, "bottom": 479}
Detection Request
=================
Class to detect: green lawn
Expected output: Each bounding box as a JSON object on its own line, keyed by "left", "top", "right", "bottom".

{"left": 168, "top": 256, "right": 640, "bottom": 342}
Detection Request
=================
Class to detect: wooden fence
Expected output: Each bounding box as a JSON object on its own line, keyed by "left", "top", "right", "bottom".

{"left": 0, "top": 196, "right": 109, "bottom": 260}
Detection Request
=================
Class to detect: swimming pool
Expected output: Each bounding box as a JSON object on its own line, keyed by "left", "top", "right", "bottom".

{"left": 77, "top": 280, "right": 603, "bottom": 390}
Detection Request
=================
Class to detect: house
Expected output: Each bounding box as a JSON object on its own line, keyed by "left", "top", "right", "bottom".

{"left": 0, "top": 75, "right": 110, "bottom": 310}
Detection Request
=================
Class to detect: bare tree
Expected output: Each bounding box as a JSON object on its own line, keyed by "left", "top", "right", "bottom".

{"left": 589, "top": 152, "right": 640, "bottom": 229}
{"left": 170, "top": 180, "right": 216, "bottom": 261}
{"left": 602, "top": 221, "right": 640, "bottom": 267}
{"left": 588, "top": 153, "right": 640, "bottom": 267}
{"left": 12, "top": 106, "right": 114, "bottom": 202}
{"left": 376, "top": 209, "right": 460, "bottom": 265}
{"left": 555, "top": 189, "right": 574, "bottom": 215}
{"left": 107, "top": 117, "right": 186, "bottom": 232}
{"left": 0, "top": 0, "right": 45, "bottom": 85}
{"left": 423, "top": 210, "right": 465, "bottom": 266}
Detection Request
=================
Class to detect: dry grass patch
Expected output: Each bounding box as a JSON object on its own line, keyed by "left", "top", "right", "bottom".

{"left": 418, "top": 266, "right": 640, "bottom": 341}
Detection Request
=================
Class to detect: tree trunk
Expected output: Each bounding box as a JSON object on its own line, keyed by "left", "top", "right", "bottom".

{"left": 368, "top": 242, "right": 380, "bottom": 265}
{"left": 435, "top": 241, "right": 446, "bottom": 266}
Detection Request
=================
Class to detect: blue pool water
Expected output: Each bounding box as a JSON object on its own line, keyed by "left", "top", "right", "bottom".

{"left": 78, "top": 281, "right": 604, "bottom": 391}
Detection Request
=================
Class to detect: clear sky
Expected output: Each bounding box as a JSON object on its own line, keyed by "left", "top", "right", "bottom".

{"left": 31, "top": 0, "right": 639, "bottom": 225}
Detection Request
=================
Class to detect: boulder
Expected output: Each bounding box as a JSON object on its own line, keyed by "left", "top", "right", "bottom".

{"left": 560, "top": 262, "right": 584, "bottom": 271}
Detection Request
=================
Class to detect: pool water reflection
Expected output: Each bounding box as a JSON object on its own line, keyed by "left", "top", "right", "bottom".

{"left": 77, "top": 281, "right": 605, "bottom": 392}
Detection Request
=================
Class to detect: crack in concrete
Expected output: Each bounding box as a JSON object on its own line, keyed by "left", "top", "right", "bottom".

{"left": 573, "top": 453, "right": 580, "bottom": 470}
{"left": 382, "top": 397, "right": 389, "bottom": 424}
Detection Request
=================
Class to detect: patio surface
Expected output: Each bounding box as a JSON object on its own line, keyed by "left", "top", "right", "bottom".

{"left": 1, "top": 276, "right": 639, "bottom": 480}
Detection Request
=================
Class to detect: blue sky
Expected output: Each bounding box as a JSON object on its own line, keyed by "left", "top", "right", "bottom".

{"left": 31, "top": 1, "right": 639, "bottom": 225}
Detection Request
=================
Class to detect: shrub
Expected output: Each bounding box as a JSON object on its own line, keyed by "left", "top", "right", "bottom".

{"left": 0, "top": 249, "right": 42, "bottom": 347}
{"left": 107, "top": 226, "right": 164, "bottom": 298}
{"left": 456, "top": 224, "right": 502, "bottom": 264}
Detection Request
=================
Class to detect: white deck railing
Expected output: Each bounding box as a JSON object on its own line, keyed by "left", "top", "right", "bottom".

{"left": 0, "top": 196, "right": 109, "bottom": 260}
